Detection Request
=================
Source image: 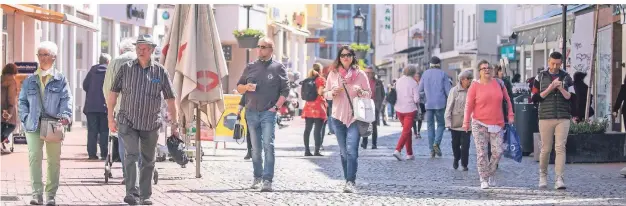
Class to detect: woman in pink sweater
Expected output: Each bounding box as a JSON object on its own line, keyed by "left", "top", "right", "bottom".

{"left": 463, "top": 60, "right": 514, "bottom": 189}
{"left": 324, "top": 45, "right": 371, "bottom": 193}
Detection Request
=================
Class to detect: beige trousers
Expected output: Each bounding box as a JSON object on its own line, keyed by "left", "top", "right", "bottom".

{"left": 538, "top": 119, "right": 570, "bottom": 177}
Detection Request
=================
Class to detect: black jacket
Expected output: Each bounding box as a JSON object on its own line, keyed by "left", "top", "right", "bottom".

{"left": 614, "top": 84, "right": 626, "bottom": 113}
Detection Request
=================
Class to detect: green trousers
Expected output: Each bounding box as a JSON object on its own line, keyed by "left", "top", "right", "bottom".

{"left": 25, "top": 131, "right": 62, "bottom": 197}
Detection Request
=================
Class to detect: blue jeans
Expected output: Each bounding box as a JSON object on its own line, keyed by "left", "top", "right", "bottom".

{"left": 246, "top": 109, "right": 277, "bottom": 182}
{"left": 426, "top": 109, "right": 446, "bottom": 151}
{"left": 332, "top": 118, "right": 360, "bottom": 183}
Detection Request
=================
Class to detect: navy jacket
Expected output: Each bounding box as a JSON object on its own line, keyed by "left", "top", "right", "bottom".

{"left": 83, "top": 64, "right": 108, "bottom": 114}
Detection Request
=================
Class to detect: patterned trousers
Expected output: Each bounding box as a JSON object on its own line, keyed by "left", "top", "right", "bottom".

{"left": 471, "top": 122, "right": 504, "bottom": 181}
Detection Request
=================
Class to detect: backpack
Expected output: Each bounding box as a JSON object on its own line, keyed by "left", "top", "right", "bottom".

{"left": 300, "top": 77, "right": 319, "bottom": 101}
{"left": 387, "top": 88, "right": 397, "bottom": 105}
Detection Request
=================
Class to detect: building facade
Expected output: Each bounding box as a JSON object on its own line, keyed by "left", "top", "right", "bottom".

{"left": 214, "top": 4, "right": 268, "bottom": 93}
{"left": 1, "top": 4, "right": 100, "bottom": 123}
{"left": 438, "top": 4, "right": 504, "bottom": 81}
{"left": 314, "top": 5, "right": 373, "bottom": 66}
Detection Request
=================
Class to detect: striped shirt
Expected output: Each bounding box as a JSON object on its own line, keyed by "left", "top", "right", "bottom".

{"left": 110, "top": 59, "right": 175, "bottom": 131}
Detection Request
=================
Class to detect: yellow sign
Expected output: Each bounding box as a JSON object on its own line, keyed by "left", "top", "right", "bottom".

{"left": 214, "top": 94, "right": 247, "bottom": 142}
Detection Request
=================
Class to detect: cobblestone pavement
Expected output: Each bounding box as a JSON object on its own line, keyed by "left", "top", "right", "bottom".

{"left": 1, "top": 118, "right": 625, "bottom": 205}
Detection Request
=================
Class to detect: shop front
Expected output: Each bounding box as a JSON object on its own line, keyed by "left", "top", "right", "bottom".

{"left": 99, "top": 4, "right": 156, "bottom": 59}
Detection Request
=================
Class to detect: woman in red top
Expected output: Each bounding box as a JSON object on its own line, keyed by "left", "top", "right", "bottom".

{"left": 301, "top": 63, "right": 327, "bottom": 156}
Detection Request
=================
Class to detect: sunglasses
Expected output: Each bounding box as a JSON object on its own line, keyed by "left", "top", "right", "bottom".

{"left": 257, "top": 45, "right": 272, "bottom": 49}
{"left": 36, "top": 53, "right": 52, "bottom": 57}
{"left": 340, "top": 53, "right": 353, "bottom": 58}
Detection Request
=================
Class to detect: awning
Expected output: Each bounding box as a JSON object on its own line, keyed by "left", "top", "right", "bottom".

{"left": 385, "top": 46, "right": 423, "bottom": 57}
{"left": 1, "top": 4, "right": 99, "bottom": 32}
{"left": 375, "top": 61, "right": 392, "bottom": 68}
{"left": 272, "top": 21, "right": 310, "bottom": 37}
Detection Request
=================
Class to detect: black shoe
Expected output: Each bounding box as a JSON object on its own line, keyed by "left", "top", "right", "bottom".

{"left": 314, "top": 152, "right": 323, "bottom": 156}
{"left": 372, "top": 145, "right": 377, "bottom": 149}
{"left": 305, "top": 151, "right": 313, "bottom": 156}
{"left": 244, "top": 152, "right": 252, "bottom": 160}
{"left": 462, "top": 166, "right": 469, "bottom": 171}
{"left": 453, "top": 160, "right": 459, "bottom": 170}
{"left": 100, "top": 156, "right": 107, "bottom": 161}
{"left": 139, "top": 199, "right": 153, "bottom": 205}
{"left": 88, "top": 156, "right": 98, "bottom": 160}
{"left": 383, "top": 123, "right": 389, "bottom": 126}
{"left": 124, "top": 195, "right": 139, "bottom": 205}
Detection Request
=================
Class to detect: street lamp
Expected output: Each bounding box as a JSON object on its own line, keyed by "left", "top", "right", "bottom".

{"left": 243, "top": 4, "right": 252, "bottom": 64}
{"left": 353, "top": 8, "right": 365, "bottom": 45}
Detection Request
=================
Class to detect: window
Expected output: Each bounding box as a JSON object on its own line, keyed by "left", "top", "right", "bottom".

{"left": 355, "top": 4, "right": 369, "bottom": 14}
{"left": 472, "top": 14, "right": 476, "bottom": 40}
{"left": 460, "top": 10, "right": 464, "bottom": 44}
{"left": 336, "top": 4, "right": 351, "bottom": 11}
{"left": 2, "top": 14, "right": 6, "bottom": 31}
{"left": 467, "top": 15, "right": 470, "bottom": 42}
{"left": 457, "top": 11, "right": 460, "bottom": 44}
{"left": 120, "top": 23, "right": 132, "bottom": 41}
{"left": 319, "top": 45, "right": 330, "bottom": 59}
{"left": 283, "top": 32, "right": 288, "bottom": 56}
{"left": 101, "top": 19, "right": 112, "bottom": 55}
{"left": 393, "top": 5, "right": 399, "bottom": 32}
{"left": 336, "top": 13, "right": 350, "bottom": 31}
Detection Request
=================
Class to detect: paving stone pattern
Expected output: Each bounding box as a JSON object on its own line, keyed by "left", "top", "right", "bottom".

{"left": 1, "top": 119, "right": 625, "bottom": 205}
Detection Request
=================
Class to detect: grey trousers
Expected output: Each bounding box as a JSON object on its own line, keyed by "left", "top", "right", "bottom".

{"left": 118, "top": 124, "right": 159, "bottom": 199}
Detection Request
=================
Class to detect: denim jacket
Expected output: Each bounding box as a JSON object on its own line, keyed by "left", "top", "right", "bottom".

{"left": 18, "top": 71, "right": 73, "bottom": 132}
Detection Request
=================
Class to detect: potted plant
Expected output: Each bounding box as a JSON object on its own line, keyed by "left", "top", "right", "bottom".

{"left": 233, "top": 29, "right": 265, "bottom": 49}
{"left": 350, "top": 43, "right": 370, "bottom": 59}
{"left": 533, "top": 118, "right": 626, "bottom": 163}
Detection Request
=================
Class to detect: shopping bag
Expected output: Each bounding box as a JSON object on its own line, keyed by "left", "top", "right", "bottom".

{"left": 503, "top": 124, "right": 523, "bottom": 163}
{"left": 166, "top": 134, "right": 189, "bottom": 167}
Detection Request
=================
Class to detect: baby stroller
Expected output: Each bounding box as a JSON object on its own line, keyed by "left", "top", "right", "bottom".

{"left": 104, "top": 133, "right": 159, "bottom": 184}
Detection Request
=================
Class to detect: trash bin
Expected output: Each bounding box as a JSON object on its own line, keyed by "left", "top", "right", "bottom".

{"left": 513, "top": 95, "right": 539, "bottom": 156}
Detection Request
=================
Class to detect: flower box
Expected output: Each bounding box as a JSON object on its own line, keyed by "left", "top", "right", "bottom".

{"left": 533, "top": 132, "right": 626, "bottom": 163}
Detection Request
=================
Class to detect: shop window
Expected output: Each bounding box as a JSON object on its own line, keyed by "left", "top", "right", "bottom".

{"left": 120, "top": 23, "right": 132, "bottom": 41}
{"left": 101, "top": 19, "right": 112, "bottom": 55}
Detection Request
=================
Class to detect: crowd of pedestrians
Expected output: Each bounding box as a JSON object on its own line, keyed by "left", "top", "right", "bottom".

{"left": 4, "top": 31, "right": 626, "bottom": 206}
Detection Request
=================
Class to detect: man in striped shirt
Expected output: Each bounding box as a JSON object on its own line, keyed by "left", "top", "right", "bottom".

{"left": 107, "top": 34, "right": 178, "bottom": 205}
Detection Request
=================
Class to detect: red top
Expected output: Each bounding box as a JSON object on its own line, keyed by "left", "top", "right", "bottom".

{"left": 301, "top": 77, "right": 328, "bottom": 120}
{"left": 463, "top": 79, "right": 514, "bottom": 128}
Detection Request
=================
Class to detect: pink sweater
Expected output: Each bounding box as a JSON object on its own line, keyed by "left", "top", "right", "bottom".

{"left": 463, "top": 79, "right": 514, "bottom": 128}
{"left": 324, "top": 68, "right": 371, "bottom": 127}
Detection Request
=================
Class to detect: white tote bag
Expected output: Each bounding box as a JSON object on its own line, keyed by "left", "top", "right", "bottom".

{"left": 352, "top": 96, "right": 376, "bottom": 123}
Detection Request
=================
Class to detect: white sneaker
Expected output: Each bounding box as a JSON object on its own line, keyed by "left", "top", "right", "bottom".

{"left": 250, "top": 178, "right": 262, "bottom": 189}
{"left": 488, "top": 176, "right": 497, "bottom": 187}
{"left": 480, "top": 181, "right": 490, "bottom": 189}
{"left": 554, "top": 176, "right": 566, "bottom": 190}
{"left": 393, "top": 150, "right": 404, "bottom": 161}
{"left": 538, "top": 175, "right": 548, "bottom": 189}
{"left": 406, "top": 155, "right": 415, "bottom": 160}
{"left": 620, "top": 167, "right": 626, "bottom": 177}
{"left": 343, "top": 182, "right": 356, "bottom": 193}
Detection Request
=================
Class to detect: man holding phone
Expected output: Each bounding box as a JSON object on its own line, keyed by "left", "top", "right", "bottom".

{"left": 531, "top": 52, "right": 574, "bottom": 190}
